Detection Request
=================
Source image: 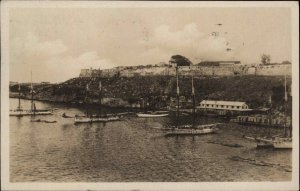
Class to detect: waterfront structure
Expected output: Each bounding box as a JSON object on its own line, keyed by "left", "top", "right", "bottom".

{"left": 198, "top": 100, "right": 252, "bottom": 116}
{"left": 198, "top": 100, "right": 250, "bottom": 111}
{"left": 236, "top": 114, "right": 291, "bottom": 128}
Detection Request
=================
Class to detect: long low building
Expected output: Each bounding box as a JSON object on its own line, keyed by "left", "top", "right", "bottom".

{"left": 198, "top": 100, "right": 252, "bottom": 111}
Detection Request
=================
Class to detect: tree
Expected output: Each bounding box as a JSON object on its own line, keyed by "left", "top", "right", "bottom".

{"left": 261, "top": 54, "right": 271, "bottom": 65}
{"left": 169, "top": 55, "right": 193, "bottom": 66}
{"left": 281, "top": 60, "right": 291, "bottom": 65}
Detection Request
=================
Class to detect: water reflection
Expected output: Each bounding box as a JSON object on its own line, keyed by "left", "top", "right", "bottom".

{"left": 9, "top": 98, "right": 292, "bottom": 182}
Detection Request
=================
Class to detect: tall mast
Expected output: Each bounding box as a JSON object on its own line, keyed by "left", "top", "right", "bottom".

{"left": 176, "top": 66, "right": 180, "bottom": 128}
{"left": 99, "top": 81, "right": 102, "bottom": 115}
{"left": 284, "top": 75, "right": 288, "bottom": 102}
{"left": 284, "top": 75, "right": 288, "bottom": 137}
{"left": 267, "top": 94, "right": 272, "bottom": 137}
{"left": 30, "top": 71, "right": 35, "bottom": 114}
{"left": 18, "top": 83, "right": 21, "bottom": 110}
{"left": 192, "top": 75, "right": 195, "bottom": 127}
{"left": 85, "top": 83, "right": 89, "bottom": 116}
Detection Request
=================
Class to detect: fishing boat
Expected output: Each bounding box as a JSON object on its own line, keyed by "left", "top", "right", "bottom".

{"left": 9, "top": 75, "right": 53, "bottom": 116}
{"left": 74, "top": 115, "right": 120, "bottom": 123}
{"left": 246, "top": 75, "right": 292, "bottom": 149}
{"left": 137, "top": 112, "right": 169, "bottom": 118}
{"left": 272, "top": 137, "right": 292, "bottom": 149}
{"left": 164, "top": 67, "right": 219, "bottom": 136}
{"left": 74, "top": 81, "right": 121, "bottom": 123}
{"left": 136, "top": 96, "right": 169, "bottom": 118}
{"left": 272, "top": 75, "right": 292, "bottom": 149}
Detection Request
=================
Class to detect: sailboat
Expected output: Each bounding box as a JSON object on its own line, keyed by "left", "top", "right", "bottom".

{"left": 10, "top": 74, "right": 53, "bottom": 116}
{"left": 74, "top": 81, "right": 121, "bottom": 123}
{"left": 164, "top": 67, "right": 220, "bottom": 136}
{"left": 247, "top": 75, "right": 292, "bottom": 149}
{"left": 272, "top": 75, "right": 292, "bottom": 149}
{"left": 136, "top": 95, "right": 169, "bottom": 118}
{"left": 254, "top": 95, "right": 274, "bottom": 148}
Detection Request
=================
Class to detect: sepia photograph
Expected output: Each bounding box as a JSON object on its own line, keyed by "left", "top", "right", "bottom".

{"left": 1, "top": 1, "right": 299, "bottom": 191}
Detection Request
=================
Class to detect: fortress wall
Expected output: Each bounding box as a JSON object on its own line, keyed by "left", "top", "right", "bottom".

{"left": 255, "top": 64, "right": 291, "bottom": 76}
{"left": 80, "top": 64, "right": 292, "bottom": 78}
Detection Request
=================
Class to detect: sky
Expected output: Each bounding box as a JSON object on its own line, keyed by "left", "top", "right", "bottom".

{"left": 9, "top": 7, "right": 292, "bottom": 83}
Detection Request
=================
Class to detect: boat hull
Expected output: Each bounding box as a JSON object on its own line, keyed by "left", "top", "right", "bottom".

{"left": 164, "top": 128, "right": 218, "bottom": 136}
{"left": 10, "top": 110, "right": 53, "bottom": 116}
{"left": 137, "top": 113, "right": 169, "bottom": 118}
{"left": 74, "top": 116, "right": 120, "bottom": 123}
{"left": 273, "top": 142, "right": 292, "bottom": 149}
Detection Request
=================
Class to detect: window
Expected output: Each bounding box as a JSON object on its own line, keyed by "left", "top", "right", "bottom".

{"left": 237, "top": 106, "right": 240, "bottom": 109}
{"left": 231, "top": 106, "right": 234, "bottom": 109}
{"left": 221, "top": 105, "right": 224, "bottom": 108}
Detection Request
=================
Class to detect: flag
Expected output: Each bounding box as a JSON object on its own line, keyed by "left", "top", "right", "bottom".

{"left": 18, "top": 84, "right": 21, "bottom": 91}
{"left": 86, "top": 83, "right": 89, "bottom": 91}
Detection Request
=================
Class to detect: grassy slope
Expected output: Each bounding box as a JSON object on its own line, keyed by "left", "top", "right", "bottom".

{"left": 10, "top": 75, "right": 292, "bottom": 111}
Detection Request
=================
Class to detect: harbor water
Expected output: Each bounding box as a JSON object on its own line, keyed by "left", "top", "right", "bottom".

{"left": 10, "top": 98, "right": 292, "bottom": 182}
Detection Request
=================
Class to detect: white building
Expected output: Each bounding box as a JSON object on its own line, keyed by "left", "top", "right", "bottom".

{"left": 198, "top": 100, "right": 251, "bottom": 111}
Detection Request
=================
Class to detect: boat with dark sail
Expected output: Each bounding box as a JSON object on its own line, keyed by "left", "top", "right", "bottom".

{"left": 164, "top": 67, "right": 219, "bottom": 136}
{"left": 74, "top": 81, "right": 121, "bottom": 123}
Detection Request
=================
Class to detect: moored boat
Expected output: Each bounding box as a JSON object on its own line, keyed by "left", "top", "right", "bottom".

{"left": 10, "top": 109, "right": 53, "bottom": 116}
{"left": 74, "top": 115, "right": 120, "bottom": 123}
{"left": 137, "top": 113, "right": 169, "bottom": 118}
{"left": 9, "top": 77, "right": 53, "bottom": 117}
{"left": 165, "top": 124, "right": 219, "bottom": 136}
{"left": 272, "top": 137, "right": 292, "bottom": 149}
{"left": 74, "top": 81, "right": 121, "bottom": 124}
{"left": 164, "top": 68, "right": 220, "bottom": 136}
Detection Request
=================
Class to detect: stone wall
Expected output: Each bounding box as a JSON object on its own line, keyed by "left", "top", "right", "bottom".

{"left": 79, "top": 64, "right": 292, "bottom": 78}
{"left": 255, "top": 64, "right": 291, "bottom": 76}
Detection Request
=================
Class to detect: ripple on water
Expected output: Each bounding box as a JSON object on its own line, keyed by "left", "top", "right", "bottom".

{"left": 9, "top": 98, "right": 292, "bottom": 182}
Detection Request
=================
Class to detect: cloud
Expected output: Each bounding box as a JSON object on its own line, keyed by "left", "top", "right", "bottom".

{"left": 10, "top": 33, "right": 115, "bottom": 83}
{"left": 142, "top": 23, "right": 237, "bottom": 64}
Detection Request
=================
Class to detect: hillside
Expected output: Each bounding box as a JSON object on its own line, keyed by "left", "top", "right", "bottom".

{"left": 10, "top": 75, "right": 292, "bottom": 112}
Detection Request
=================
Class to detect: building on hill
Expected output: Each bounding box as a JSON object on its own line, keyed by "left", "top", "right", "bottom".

{"left": 79, "top": 68, "right": 101, "bottom": 77}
